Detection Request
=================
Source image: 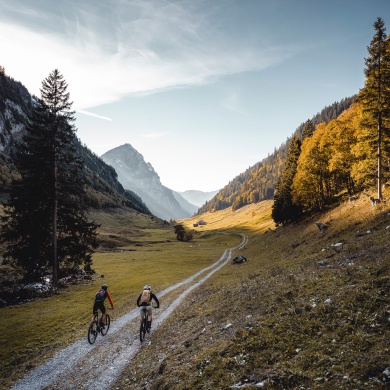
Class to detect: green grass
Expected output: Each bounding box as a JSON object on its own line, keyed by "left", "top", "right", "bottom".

{"left": 3, "top": 194, "right": 390, "bottom": 389}
{"left": 0, "top": 226, "right": 240, "bottom": 388}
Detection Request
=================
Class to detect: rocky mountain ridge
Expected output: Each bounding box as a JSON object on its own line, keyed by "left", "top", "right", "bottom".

{"left": 101, "top": 144, "right": 200, "bottom": 220}
{"left": 0, "top": 70, "right": 218, "bottom": 220}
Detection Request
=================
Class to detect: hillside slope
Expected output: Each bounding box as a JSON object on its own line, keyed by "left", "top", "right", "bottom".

{"left": 198, "top": 96, "right": 355, "bottom": 215}
{"left": 2, "top": 191, "right": 389, "bottom": 389}
{"left": 115, "top": 193, "right": 390, "bottom": 389}
{"left": 0, "top": 71, "right": 150, "bottom": 214}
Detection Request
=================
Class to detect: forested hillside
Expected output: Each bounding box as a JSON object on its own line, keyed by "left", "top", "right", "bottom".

{"left": 201, "top": 18, "right": 390, "bottom": 220}
{"left": 197, "top": 96, "right": 355, "bottom": 214}
{"left": 272, "top": 18, "right": 390, "bottom": 224}
{"left": 0, "top": 69, "right": 150, "bottom": 214}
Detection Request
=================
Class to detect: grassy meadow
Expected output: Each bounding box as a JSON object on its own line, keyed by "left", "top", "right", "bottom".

{"left": 0, "top": 209, "right": 240, "bottom": 388}
{"left": 2, "top": 194, "right": 390, "bottom": 389}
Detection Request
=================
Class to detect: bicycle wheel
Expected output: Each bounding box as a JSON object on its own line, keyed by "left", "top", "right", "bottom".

{"left": 146, "top": 318, "right": 151, "bottom": 333}
{"left": 140, "top": 316, "right": 147, "bottom": 342}
{"left": 88, "top": 320, "right": 98, "bottom": 344}
{"left": 101, "top": 314, "right": 110, "bottom": 336}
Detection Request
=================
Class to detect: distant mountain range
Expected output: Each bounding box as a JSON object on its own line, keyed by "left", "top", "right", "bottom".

{"left": 100, "top": 144, "right": 217, "bottom": 220}
{"left": 0, "top": 71, "right": 219, "bottom": 220}
{"left": 0, "top": 68, "right": 356, "bottom": 222}
{"left": 177, "top": 189, "right": 219, "bottom": 207}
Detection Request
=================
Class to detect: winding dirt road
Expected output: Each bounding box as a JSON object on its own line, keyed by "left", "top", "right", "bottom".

{"left": 11, "top": 234, "right": 248, "bottom": 390}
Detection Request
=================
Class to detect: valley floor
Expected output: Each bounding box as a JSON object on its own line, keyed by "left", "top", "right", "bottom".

{"left": 10, "top": 235, "right": 247, "bottom": 389}
{"left": 4, "top": 197, "right": 390, "bottom": 389}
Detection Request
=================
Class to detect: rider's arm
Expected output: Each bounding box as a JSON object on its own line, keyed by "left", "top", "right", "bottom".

{"left": 107, "top": 292, "right": 114, "bottom": 308}
{"left": 136, "top": 294, "right": 141, "bottom": 307}
{"left": 151, "top": 293, "right": 160, "bottom": 308}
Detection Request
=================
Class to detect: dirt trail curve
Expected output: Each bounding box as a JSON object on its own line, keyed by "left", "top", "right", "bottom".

{"left": 11, "top": 234, "right": 248, "bottom": 390}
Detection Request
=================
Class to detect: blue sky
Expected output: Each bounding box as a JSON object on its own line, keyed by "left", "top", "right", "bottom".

{"left": 1, "top": 0, "right": 390, "bottom": 192}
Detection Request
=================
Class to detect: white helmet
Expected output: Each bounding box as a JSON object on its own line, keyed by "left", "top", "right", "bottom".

{"left": 144, "top": 284, "right": 151, "bottom": 290}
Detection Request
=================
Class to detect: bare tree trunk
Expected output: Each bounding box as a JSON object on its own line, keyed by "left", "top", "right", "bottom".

{"left": 52, "top": 128, "right": 58, "bottom": 287}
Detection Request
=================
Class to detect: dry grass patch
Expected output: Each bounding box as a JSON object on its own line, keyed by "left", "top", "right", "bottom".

{"left": 114, "top": 197, "right": 390, "bottom": 389}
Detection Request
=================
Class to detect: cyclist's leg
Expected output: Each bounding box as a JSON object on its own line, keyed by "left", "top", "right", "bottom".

{"left": 91, "top": 302, "right": 98, "bottom": 326}
{"left": 99, "top": 303, "right": 106, "bottom": 325}
{"left": 146, "top": 306, "right": 153, "bottom": 328}
{"left": 140, "top": 306, "right": 148, "bottom": 323}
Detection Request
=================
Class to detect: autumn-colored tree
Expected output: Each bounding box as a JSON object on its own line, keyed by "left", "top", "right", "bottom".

{"left": 325, "top": 105, "right": 359, "bottom": 195}
{"left": 292, "top": 124, "right": 331, "bottom": 210}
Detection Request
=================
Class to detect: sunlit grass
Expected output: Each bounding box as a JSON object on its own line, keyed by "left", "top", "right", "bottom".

{"left": 4, "top": 194, "right": 390, "bottom": 389}
{"left": 115, "top": 195, "right": 390, "bottom": 389}
{"left": 180, "top": 200, "right": 275, "bottom": 234}
{"left": 0, "top": 227, "right": 240, "bottom": 387}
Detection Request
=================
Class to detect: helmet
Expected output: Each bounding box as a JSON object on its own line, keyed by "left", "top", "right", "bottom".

{"left": 102, "top": 284, "right": 108, "bottom": 290}
{"left": 144, "top": 284, "right": 151, "bottom": 290}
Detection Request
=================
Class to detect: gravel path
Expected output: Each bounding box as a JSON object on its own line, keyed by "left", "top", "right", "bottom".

{"left": 11, "top": 234, "right": 247, "bottom": 390}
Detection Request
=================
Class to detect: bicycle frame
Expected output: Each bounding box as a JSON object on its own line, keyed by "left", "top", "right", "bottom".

{"left": 139, "top": 304, "right": 157, "bottom": 342}
{"left": 88, "top": 308, "right": 112, "bottom": 344}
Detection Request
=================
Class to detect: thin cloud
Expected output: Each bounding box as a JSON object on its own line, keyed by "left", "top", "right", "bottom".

{"left": 77, "top": 110, "right": 113, "bottom": 121}
{"left": 220, "top": 92, "right": 247, "bottom": 115}
{"left": 0, "top": 0, "right": 299, "bottom": 110}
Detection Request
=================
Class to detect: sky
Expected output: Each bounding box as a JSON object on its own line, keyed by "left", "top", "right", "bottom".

{"left": 1, "top": 0, "right": 390, "bottom": 192}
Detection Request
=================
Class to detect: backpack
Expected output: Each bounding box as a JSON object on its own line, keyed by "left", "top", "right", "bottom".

{"left": 140, "top": 289, "right": 151, "bottom": 305}
{"left": 95, "top": 289, "right": 106, "bottom": 302}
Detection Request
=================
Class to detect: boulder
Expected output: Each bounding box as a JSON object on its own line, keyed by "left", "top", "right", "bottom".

{"left": 233, "top": 256, "right": 247, "bottom": 264}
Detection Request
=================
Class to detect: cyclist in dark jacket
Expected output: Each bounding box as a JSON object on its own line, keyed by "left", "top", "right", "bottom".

{"left": 137, "top": 284, "right": 159, "bottom": 329}
{"left": 91, "top": 284, "right": 114, "bottom": 327}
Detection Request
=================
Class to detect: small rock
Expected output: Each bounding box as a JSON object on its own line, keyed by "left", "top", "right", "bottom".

{"left": 224, "top": 323, "right": 232, "bottom": 329}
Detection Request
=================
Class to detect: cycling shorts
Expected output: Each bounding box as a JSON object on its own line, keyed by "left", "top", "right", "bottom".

{"left": 140, "top": 306, "right": 152, "bottom": 316}
{"left": 93, "top": 300, "right": 105, "bottom": 315}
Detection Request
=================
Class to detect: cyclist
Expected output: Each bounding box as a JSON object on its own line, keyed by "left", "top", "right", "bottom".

{"left": 137, "top": 284, "right": 159, "bottom": 329}
{"left": 92, "top": 284, "right": 114, "bottom": 328}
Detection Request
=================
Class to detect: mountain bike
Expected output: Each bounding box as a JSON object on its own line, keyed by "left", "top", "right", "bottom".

{"left": 139, "top": 305, "right": 158, "bottom": 342}
{"left": 88, "top": 308, "right": 112, "bottom": 344}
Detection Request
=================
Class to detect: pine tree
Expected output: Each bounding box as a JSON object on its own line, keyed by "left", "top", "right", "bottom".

{"left": 1, "top": 70, "right": 99, "bottom": 284}
{"left": 357, "top": 18, "right": 390, "bottom": 199}
{"left": 272, "top": 136, "right": 302, "bottom": 224}
{"left": 301, "top": 119, "right": 315, "bottom": 141}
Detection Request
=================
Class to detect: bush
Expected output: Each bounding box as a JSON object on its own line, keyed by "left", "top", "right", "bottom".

{"left": 174, "top": 224, "right": 194, "bottom": 242}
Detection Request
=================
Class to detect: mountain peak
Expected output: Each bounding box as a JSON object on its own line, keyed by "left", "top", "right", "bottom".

{"left": 101, "top": 144, "right": 197, "bottom": 220}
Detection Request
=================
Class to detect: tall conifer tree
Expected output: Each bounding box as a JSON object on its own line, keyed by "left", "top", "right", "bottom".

{"left": 301, "top": 119, "right": 315, "bottom": 141}
{"left": 1, "top": 70, "right": 98, "bottom": 284}
{"left": 272, "top": 136, "right": 302, "bottom": 225}
{"left": 358, "top": 18, "right": 390, "bottom": 199}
